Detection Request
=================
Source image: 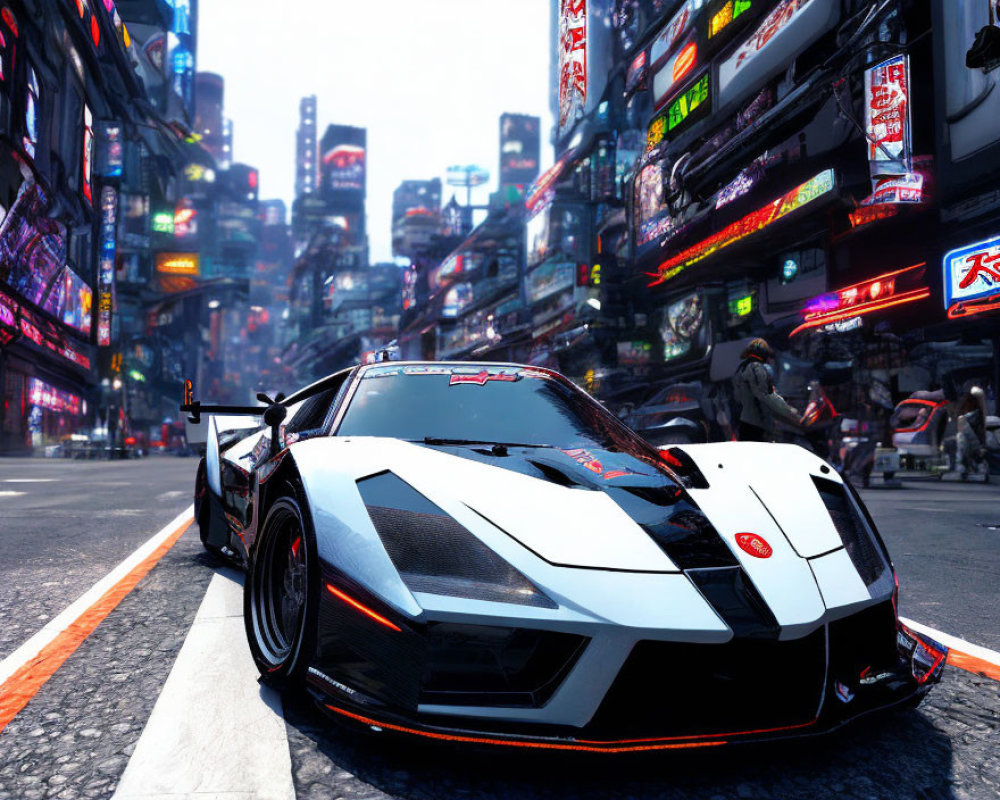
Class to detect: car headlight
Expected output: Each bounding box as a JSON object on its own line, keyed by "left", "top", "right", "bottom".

{"left": 812, "top": 475, "right": 894, "bottom": 597}
{"left": 357, "top": 471, "right": 556, "bottom": 608}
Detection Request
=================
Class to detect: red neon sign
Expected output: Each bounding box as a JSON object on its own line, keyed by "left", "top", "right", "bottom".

{"left": 791, "top": 263, "right": 929, "bottom": 337}
{"left": 673, "top": 42, "right": 697, "bottom": 84}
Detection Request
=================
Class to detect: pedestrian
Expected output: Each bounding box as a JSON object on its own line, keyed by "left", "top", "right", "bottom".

{"left": 731, "top": 337, "right": 800, "bottom": 442}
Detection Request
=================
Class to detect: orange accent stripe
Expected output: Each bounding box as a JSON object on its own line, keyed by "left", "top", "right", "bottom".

{"left": 326, "top": 584, "right": 402, "bottom": 632}
{"left": 0, "top": 517, "right": 192, "bottom": 733}
{"left": 324, "top": 704, "right": 727, "bottom": 752}
{"left": 948, "top": 650, "right": 1000, "bottom": 682}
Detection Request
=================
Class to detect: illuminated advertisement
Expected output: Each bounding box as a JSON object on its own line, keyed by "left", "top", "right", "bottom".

{"left": 650, "top": 0, "right": 698, "bottom": 67}
{"left": 0, "top": 287, "right": 92, "bottom": 369}
{"left": 99, "top": 121, "right": 124, "bottom": 177}
{"left": 0, "top": 183, "right": 65, "bottom": 307}
{"left": 653, "top": 40, "right": 698, "bottom": 107}
{"left": 97, "top": 186, "right": 117, "bottom": 346}
{"left": 651, "top": 169, "right": 835, "bottom": 284}
{"left": 526, "top": 204, "right": 552, "bottom": 268}
{"left": 558, "top": 0, "right": 587, "bottom": 132}
{"left": 862, "top": 173, "right": 924, "bottom": 206}
{"left": 793, "top": 263, "right": 929, "bottom": 336}
{"left": 28, "top": 378, "right": 82, "bottom": 415}
{"left": 320, "top": 124, "right": 367, "bottom": 198}
{"left": 617, "top": 340, "right": 652, "bottom": 365}
{"left": 718, "top": 0, "right": 838, "bottom": 108}
{"left": 625, "top": 49, "right": 647, "bottom": 95}
{"left": 634, "top": 161, "right": 669, "bottom": 247}
{"left": 667, "top": 72, "right": 711, "bottom": 135}
{"left": 42, "top": 266, "right": 92, "bottom": 336}
{"left": 322, "top": 144, "right": 365, "bottom": 191}
{"left": 442, "top": 282, "right": 473, "bottom": 319}
{"left": 82, "top": 105, "right": 94, "bottom": 205}
{"left": 709, "top": 0, "right": 752, "bottom": 39}
{"left": 943, "top": 235, "right": 1000, "bottom": 320}
{"left": 526, "top": 260, "right": 576, "bottom": 304}
{"left": 661, "top": 291, "right": 705, "bottom": 361}
{"left": 525, "top": 157, "right": 567, "bottom": 213}
{"left": 155, "top": 252, "right": 199, "bottom": 275}
{"left": 499, "top": 114, "right": 541, "bottom": 187}
{"left": 865, "top": 54, "right": 911, "bottom": 176}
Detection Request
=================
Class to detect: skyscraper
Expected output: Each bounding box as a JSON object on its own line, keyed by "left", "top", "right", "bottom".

{"left": 295, "top": 96, "right": 318, "bottom": 198}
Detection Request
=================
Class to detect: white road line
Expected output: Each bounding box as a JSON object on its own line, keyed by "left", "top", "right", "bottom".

{"left": 111, "top": 571, "right": 295, "bottom": 800}
{"left": 0, "top": 491, "right": 25, "bottom": 497}
{"left": 3, "top": 478, "right": 56, "bottom": 483}
{"left": 0, "top": 506, "right": 193, "bottom": 687}
{"left": 900, "top": 616, "right": 1000, "bottom": 667}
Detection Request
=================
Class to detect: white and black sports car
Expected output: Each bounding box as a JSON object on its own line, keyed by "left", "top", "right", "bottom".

{"left": 184, "top": 361, "right": 945, "bottom": 752}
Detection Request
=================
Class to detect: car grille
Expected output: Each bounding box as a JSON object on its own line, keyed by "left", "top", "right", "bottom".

{"left": 587, "top": 627, "right": 827, "bottom": 739}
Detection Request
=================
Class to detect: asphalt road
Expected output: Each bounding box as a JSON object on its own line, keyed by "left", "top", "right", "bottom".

{"left": 0, "top": 457, "right": 997, "bottom": 800}
{"left": 0, "top": 456, "right": 194, "bottom": 661}
{"left": 861, "top": 480, "right": 1000, "bottom": 652}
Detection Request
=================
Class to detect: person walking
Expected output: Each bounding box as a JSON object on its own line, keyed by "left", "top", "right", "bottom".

{"left": 732, "top": 337, "right": 800, "bottom": 442}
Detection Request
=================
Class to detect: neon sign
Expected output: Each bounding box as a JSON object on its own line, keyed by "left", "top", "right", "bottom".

{"left": 943, "top": 234, "right": 1000, "bottom": 320}
{"left": 155, "top": 253, "right": 199, "bottom": 275}
{"left": 791, "top": 263, "right": 929, "bottom": 337}
{"left": 97, "top": 186, "right": 117, "bottom": 346}
{"left": 709, "top": 0, "right": 752, "bottom": 38}
{"left": 667, "top": 73, "right": 710, "bottom": 134}
{"left": 650, "top": 169, "right": 835, "bottom": 285}
{"left": 654, "top": 41, "right": 698, "bottom": 107}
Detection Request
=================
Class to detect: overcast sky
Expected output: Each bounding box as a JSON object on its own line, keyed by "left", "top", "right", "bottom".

{"left": 197, "top": 0, "right": 554, "bottom": 264}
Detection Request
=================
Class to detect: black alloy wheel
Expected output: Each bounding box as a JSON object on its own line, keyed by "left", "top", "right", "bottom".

{"left": 246, "top": 492, "right": 317, "bottom": 683}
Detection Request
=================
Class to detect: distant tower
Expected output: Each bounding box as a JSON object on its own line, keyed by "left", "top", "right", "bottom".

{"left": 295, "top": 95, "right": 318, "bottom": 198}
{"left": 194, "top": 72, "right": 225, "bottom": 162}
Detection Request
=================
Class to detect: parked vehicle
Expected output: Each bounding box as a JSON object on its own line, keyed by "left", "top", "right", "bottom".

{"left": 182, "top": 361, "right": 945, "bottom": 752}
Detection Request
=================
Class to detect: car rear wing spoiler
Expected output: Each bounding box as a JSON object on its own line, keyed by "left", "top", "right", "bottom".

{"left": 180, "top": 380, "right": 270, "bottom": 424}
{"left": 181, "top": 380, "right": 287, "bottom": 453}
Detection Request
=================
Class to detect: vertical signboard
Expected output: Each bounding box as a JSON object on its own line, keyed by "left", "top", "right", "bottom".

{"left": 865, "top": 54, "right": 911, "bottom": 177}
{"left": 97, "top": 186, "right": 117, "bottom": 346}
{"left": 558, "top": 0, "right": 587, "bottom": 134}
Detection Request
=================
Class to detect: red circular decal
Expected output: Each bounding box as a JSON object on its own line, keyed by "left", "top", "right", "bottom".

{"left": 735, "top": 533, "right": 773, "bottom": 559}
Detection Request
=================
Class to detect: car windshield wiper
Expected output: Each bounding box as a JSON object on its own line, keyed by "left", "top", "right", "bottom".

{"left": 417, "top": 437, "right": 554, "bottom": 449}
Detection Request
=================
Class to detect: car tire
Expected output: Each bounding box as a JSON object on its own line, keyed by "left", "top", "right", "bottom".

{"left": 245, "top": 489, "right": 318, "bottom": 686}
{"left": 194, "top": 458, "right": 210, "bottom": 547}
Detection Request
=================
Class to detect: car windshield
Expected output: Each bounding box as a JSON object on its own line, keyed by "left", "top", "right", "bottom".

{"left": 337, "top": 365, "right": 631, "bottom": 450}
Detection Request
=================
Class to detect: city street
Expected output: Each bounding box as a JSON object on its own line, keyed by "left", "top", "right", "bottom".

{"left": 0, "top": 457, "right": 997, "bottom": 800}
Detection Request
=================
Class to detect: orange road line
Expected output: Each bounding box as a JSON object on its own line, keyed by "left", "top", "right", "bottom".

{"left": 0, "top": 517, "right": 192, "bottom": 733}
{"left": 947, "top": 650, "right": 1000, "bottom": 682}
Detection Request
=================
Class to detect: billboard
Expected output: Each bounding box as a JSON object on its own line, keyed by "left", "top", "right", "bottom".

{"left": 718, "top": 0, "right": 839, "bottom": 109}
{"left": 558, "top": 0, "right": 613, "bottom": 140}
{"left": 499, "top": 114, "right": 541, "bottom": 187}
{"left": 320, "top": 124, "right": 366, "bottom": 196}
{"left": 943, "top": 235, "right": 1000, "bottom": 320}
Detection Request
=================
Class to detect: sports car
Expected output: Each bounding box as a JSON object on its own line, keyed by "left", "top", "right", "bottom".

{"left": 184, "top": 361, "right": 945, "bottom": 752}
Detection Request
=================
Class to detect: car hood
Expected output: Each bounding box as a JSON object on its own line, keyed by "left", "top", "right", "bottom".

{"left": 289, "top": 437, "right": 872, "bottom": 630}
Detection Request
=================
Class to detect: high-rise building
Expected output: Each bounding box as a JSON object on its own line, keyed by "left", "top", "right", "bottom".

{"left": 319, "top": 123, "right": 368, "bottom": 259}
{"left": 294, "top": 96, "right": 318, "bottom": 198}
{"left": 194, "top": 72, "right": 226, "bottom": 164}
{"left": 391, "top": 179, "right": 442, "bottom": 259}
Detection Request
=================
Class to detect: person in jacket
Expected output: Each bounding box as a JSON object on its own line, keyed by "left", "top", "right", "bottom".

{"left": 732, "top": 337, "right": 800, "bottom": 442}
